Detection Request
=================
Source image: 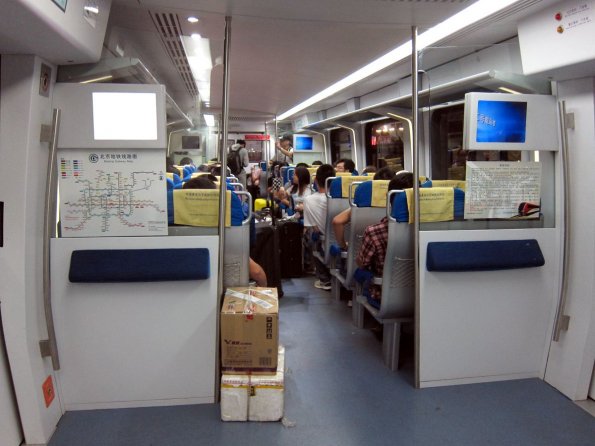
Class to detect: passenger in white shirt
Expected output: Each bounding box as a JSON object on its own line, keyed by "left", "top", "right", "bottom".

{"left": 303, "top": 164, "right": 336, "bottom": 290}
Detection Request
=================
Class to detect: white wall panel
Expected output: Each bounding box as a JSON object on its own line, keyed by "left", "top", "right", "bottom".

{"left": 51, "top": 236, "right": 219, "bottom": 410}
{"left": 419, "top": 229, "right": 560, "bottom": 387}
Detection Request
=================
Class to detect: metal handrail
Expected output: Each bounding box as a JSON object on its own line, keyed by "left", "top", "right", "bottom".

{"left": 325, "top": 176, "right": 337, "bottom": 198}
{"left": 348, "top": 181, "right": 364, "bottom": 207}
{"left": 553, "top": 101, "right": 572, "bottom": 341}
{"left": 233, "top": 191, "right": 253, "bottom": 226}
{"left": 41, "top": 108, "right": 61, "bottom": 370}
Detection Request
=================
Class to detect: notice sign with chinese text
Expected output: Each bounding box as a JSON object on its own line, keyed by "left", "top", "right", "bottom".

{"left": 464, "top": 161, "right": 541, "bottom": 219}
{"left": 58, "top": 149, "right": 168, "bottom": 237}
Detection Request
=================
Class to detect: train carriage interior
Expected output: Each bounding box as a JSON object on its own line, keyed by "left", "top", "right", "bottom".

{"left": 1, "top": 0, "right": 595, "bottom": 445}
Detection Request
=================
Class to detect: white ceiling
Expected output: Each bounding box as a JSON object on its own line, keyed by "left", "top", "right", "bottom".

{"left": 108, "top": 0, "right": 479, "bottom": 119}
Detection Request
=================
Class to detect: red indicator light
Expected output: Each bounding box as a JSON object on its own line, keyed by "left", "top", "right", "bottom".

{"left": 555, "top": 12, "right": 562, "bottom": 21}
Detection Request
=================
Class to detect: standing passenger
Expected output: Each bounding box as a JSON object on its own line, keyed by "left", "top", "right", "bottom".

{"left": 275, "top": 135, "right": 294, "bottom": 164}
{"left": 227, "top": 139, "right": 249, "bottom": 189}
{"left": 303, "top": 164, "right": 336, "bottom": 290}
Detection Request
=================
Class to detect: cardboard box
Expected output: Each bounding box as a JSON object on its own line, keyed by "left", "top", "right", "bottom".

{"left": 221, "top": 345, "right": 285, "bottom": 422}
{"left": 221, "top": 287, "right": 278, "bottom": 374}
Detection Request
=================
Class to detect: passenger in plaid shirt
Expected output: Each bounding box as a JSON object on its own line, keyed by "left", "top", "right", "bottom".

{"left": 356, "top": 171, "right": 414, "bottom": 299}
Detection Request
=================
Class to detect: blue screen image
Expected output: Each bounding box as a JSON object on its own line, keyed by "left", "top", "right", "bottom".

{"left": 295, "top": 135, "right": 313, "bottom": 150}
{"left": 476, "top": 100, "right": 527, "bottom": 143}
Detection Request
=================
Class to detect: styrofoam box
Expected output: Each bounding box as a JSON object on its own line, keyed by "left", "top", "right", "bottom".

{"left": 221, "top": 345, "right": 285, "bottom": 422}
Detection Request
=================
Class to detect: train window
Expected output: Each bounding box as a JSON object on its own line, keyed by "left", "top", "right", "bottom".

{"left": 245, "top": 140, "right": 263, "bottom": 162}
{"left": 364, "top": 119, "right": 404, "bottom": 171}
{"left": 430, "top": 105, "right": 522, "bottom": 180}
{"left": 329, "top": 128, "right": 352, "bottom": 165}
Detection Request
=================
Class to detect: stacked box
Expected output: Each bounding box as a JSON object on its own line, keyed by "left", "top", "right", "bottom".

{"left": 221, "top": 287, "right": 279, "bottom": 374}
{"left": 221, "top": 345, "right": 285, "bottom": 422}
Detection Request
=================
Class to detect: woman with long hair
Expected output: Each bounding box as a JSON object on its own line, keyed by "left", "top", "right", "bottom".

{"left": 277, "top": 166, "right": 311, "bottom": 216}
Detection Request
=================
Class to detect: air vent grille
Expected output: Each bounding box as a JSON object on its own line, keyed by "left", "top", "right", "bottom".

{"left": 149, "top": 11, "right": 198, "bottom": 98}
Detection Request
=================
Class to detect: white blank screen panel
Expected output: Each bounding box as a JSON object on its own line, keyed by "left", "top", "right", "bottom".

{"left": 92, "top": 92, "right": 158, "bottom": 141}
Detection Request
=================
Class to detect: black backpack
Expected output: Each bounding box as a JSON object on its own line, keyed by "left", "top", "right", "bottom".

{"left": 227, "top": 147, "right": 242, "bottom": 175}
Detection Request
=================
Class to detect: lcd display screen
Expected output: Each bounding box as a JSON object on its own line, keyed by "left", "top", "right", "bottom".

{"left": 182, "top": 135, "right": 200, "bottom": 149}
{"left": 92, "top": 92, "right": 158, "bottom": 140}
{"left": 294, "top": 135, "right": 313, "bottom": 151}
{"left": 476, "top": 100, "right": 527, "bottom": 143}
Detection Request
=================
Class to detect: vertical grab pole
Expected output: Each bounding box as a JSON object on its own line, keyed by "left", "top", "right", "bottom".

{"left": 40, "top": 108, "right": 61, "bottom": 370}
{"left": 553, "top": 101, "right": 572, "bottom": 341}
{"left": 411, "top": 25, "right": 421, "bottom": 389}
{"left": 216, "top": 15, "right": 232, "bottom": 400}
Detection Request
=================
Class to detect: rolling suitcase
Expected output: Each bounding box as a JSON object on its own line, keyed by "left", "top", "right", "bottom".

{"left": 277, "top": 220, "right": 303, "bottom": 278}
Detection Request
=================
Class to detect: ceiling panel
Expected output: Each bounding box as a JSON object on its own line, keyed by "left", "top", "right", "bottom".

{"left": 109, "top": 0, "right": 475, "bottom": 118}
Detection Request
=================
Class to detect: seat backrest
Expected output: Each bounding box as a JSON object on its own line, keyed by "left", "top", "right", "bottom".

{"left": 167, "top": 189, "right": 251, "bottom": 288}
{"left": 170, "top": 189, "right": 246, "bottom": 227}
{"left": 426, "top": 179, "right": 466, "bottom": 190}
{"left": 391, "top": 187, "right": 465, "bottom": 223}
{"left": 376, "top": 187, "right": 465, "bottom": 319}
{"left": 328, "top": 175, "right": 370, "bottom": 199}
{"left": 340, "top": 180, "right": 389, "bottom": 288}
{"left": 321, "top": 176, "right": 369, "bottom": 264}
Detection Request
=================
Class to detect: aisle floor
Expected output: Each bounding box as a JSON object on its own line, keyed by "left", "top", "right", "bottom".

{"left": 49, "top": 278, "right": 595, "bottom": 446}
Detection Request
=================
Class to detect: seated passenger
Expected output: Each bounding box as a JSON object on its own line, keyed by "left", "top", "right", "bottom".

{"left": 183, "top": 175, "right": 266, "bottom": 286}
{"left": 183, "top": 176, "right": 217, "bottom": 189}
{"left": 303, "top": 164, "right": 336, "bottom": 290}
{"left": 249, "top": 258, "right": 268, "bottom": 287}
{"left": 276, "top": 166, "right": 311, "bottom": 218}
{"left": 362, "top": 165, "right": 377, "bottom": 175}
{"left": 356, "top": 171, "right": 414, "bottom": 300}
{"left": 335, "top": 158, "right": 356, "bottom": 173}
{"left": 332, "top": 167, "right": 396, "bottom": 250}
{"left": 311, "top": 160, "right": 323, "bottom": 166}
{"left": 267, "top": 161, "right": 287, "bottom": 195}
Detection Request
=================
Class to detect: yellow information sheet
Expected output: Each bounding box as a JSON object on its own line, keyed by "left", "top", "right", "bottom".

{"left": 405, "top": 187, "right": 454, "bottom": 223}
{"left": 341, "top": 176, "right": 371, "bottom": 198}
{"left": 173, "top": 189, "right": 232, "bottom": 227}
{"left": 371, "top": 180, "right": 390, "bottom": 207}
{"left": 432, "top": 179, "right": 466, "bottom": 190}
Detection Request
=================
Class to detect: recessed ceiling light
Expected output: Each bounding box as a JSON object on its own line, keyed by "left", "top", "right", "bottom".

{"left": 191, "top": 33, "right": 202, "bottom": 40}
{"left": 187, "top": 16, "right": 199, "bottom": 23}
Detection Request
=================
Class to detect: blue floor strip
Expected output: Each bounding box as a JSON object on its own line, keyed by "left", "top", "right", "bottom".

{"left": 49, "top": 278, "right": 595, "bottom": 446}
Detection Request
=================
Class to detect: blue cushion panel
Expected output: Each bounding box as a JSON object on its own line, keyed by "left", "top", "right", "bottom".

{"left": 69, "top": 248, "right": 210, "bottom": 282}
{"left": 230, "top": 192, "right": 244, "bottom": 226}
{"left": 426, "top": 239, "right": 545, "bottom": 272}
{"left": 353, "top": 181, "right": 373, "bottom": 207}
{"left": 391, "top": 191, "right": 409, "bottom": 222}
{"left": 454, "top": 188, "right": 465, "bottom": 218}
{"left": 167, "top": 190, "right": 174, "bottom": 225}
{"left": 329, "top": 177, "right": 343, "bottom": 198}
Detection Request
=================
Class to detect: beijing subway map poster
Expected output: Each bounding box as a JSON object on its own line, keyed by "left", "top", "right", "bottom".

{"left": 58, "top": 149, "right": 168, "bottom": 237}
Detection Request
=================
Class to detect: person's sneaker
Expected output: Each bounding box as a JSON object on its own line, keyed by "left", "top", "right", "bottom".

{"left": 314, "top": 280, "right": 332, "bottom": 291}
